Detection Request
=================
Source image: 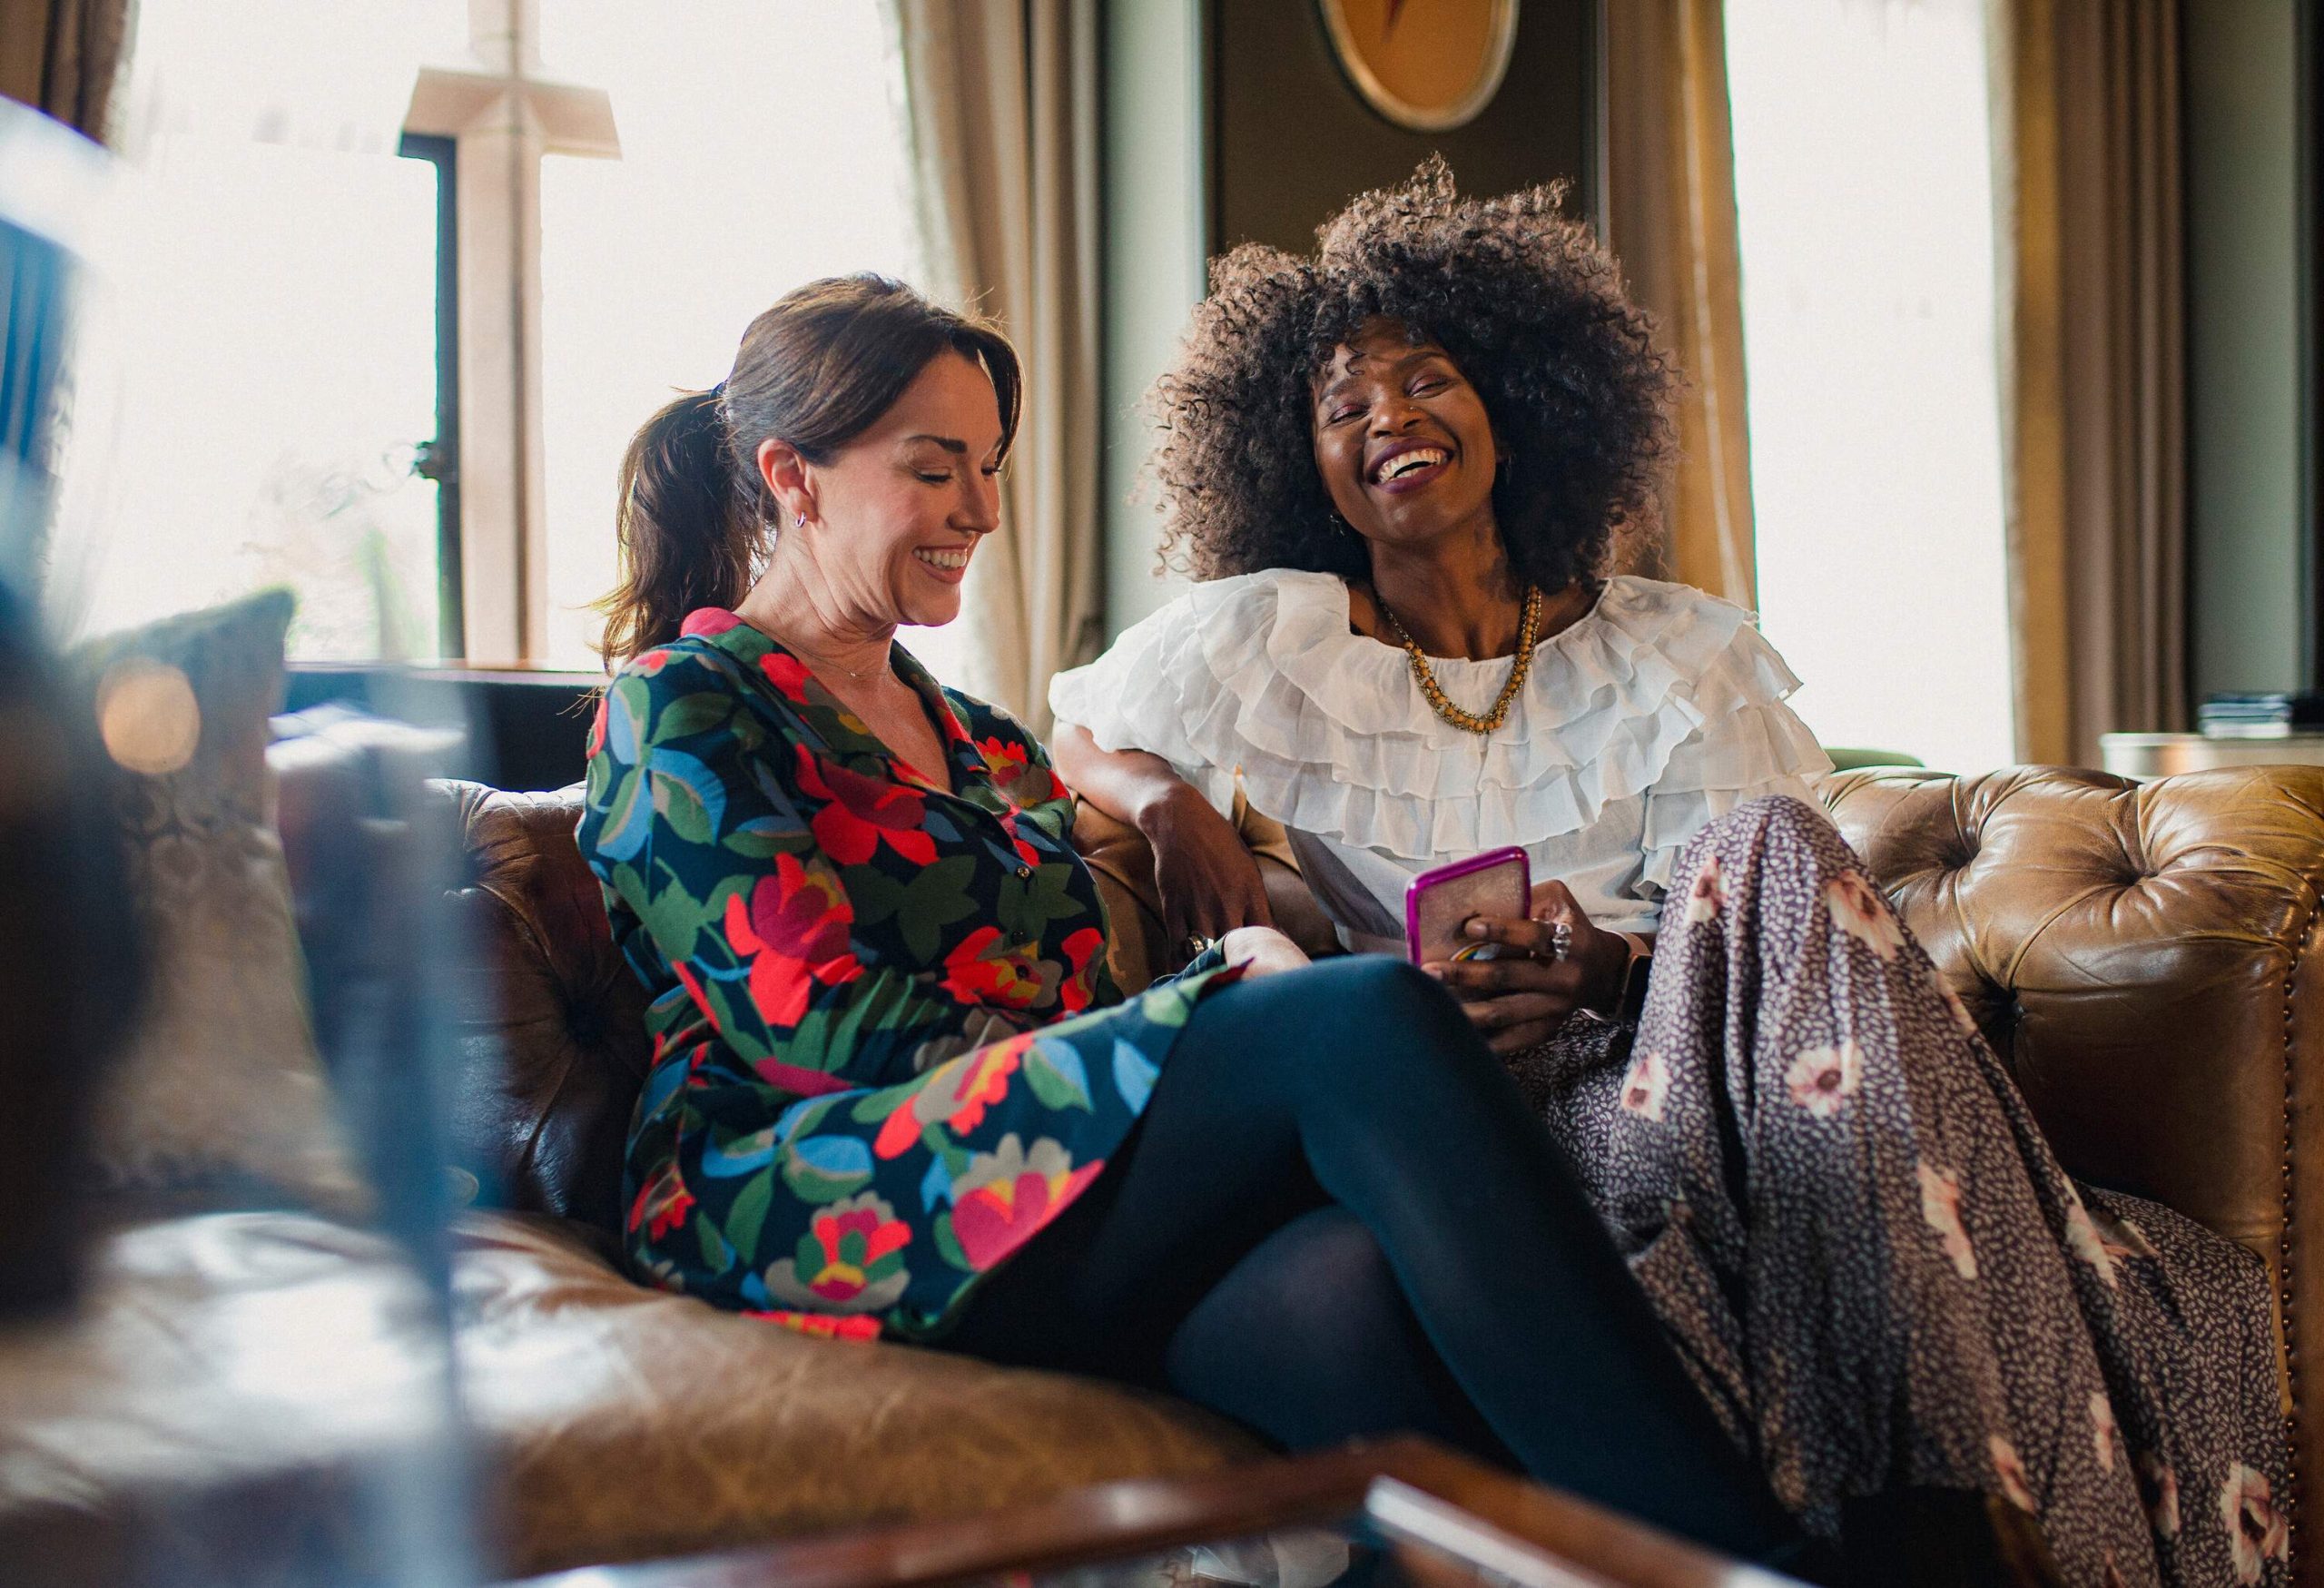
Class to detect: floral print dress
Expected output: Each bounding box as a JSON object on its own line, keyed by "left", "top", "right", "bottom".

{"left": 1519, "top": 795, "right": 2292, "bottom": 1587}
{"left": 578, "top": 609, "right": 1231, "bottom": 1340}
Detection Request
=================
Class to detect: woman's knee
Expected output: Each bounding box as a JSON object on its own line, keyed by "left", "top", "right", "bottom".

{"left": 1672, "top": 794, "right": 1857, "bottom": 899}
{"left": 1303, "top": 955, "right": 1473, "bottom": 1049}
{"left": 1223, "top": 955, "right": 1484, "bottom": 1088}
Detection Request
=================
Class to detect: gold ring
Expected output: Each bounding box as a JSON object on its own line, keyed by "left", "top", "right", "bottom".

{"left": 1183, "top": 933, "right": 1216, "bottom": 960}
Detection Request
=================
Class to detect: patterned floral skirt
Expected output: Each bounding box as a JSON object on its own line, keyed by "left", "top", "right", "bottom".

{"left": 1510, "top": 796, "right": 2290, "bottom": 1588}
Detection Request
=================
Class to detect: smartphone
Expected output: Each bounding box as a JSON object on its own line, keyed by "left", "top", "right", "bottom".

{"left": 1404, "top": 847, "right": 1531, "bottom": 964}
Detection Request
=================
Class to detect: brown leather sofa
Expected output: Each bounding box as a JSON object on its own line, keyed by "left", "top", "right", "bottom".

{"left": 7, "top": 762, "right": 2323, "bottom": 1582}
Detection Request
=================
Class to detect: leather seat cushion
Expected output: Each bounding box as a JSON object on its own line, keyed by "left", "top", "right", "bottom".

{"left": 0, "top": 1211, "right": 1256, "bottom": 1578}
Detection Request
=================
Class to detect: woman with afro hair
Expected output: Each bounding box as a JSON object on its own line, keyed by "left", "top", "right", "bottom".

{"left": 1049, "top": 161, "right": 2286, "bottom": 1586}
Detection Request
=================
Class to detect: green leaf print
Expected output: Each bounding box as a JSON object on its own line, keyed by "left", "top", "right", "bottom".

{"left": 601, "top": 767, "right": 646, "bottom": 853}
{"left": 934, "top": 1211, "right": 971, "bottom": 1272}
{"left": 655, "top": 769, "right": 714, "bottom": 844}
{"left": 724, "top": 819, "right": 806, "bottom": 860}
{"left": 610, "top": 861, "right": 648, "bottom": 912}
{"left": 693, "top": 1211, "right": 734, "bottom": 1273}
{"left": 898, "top": 856, "right": 980, "bottom": 962}
{"left": 1137, "top": 983, "right": 1196, "bottom": 1027}
{"left": 851, "top": 1079, "right": 916, "bottom": 1128}
{"left": 641, "top": 869, "right": 708, "bottom": 962}
{"left": 724, "top": 1172, "right": 774, "bottom": 1258}
{"left": 848, "top": 870, "right": 907, "bottom": 927}
{"left": 1022, "top": 1041, "right": 1093, "bottom": 1111}
{"left": 654, "top": 690, "right": 732, "bottom": 741}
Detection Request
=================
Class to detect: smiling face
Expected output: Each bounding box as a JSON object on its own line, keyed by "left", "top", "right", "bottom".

{"left": 759, "top": 350, "right": 1005, "bottom": 631}
{"left": 1310, "top": 318, "right": 1500, "bottom": 555}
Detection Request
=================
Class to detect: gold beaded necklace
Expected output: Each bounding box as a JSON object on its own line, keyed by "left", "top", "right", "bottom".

{"left": 1375, "top": 586, "right": 1543, "bottom": 735}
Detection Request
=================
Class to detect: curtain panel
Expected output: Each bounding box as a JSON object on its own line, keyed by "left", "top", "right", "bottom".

{"left": 0, "top": 0, "right": 133, "bottom": 142}
{"left": 886, "top": 0, "right": 1102, "bottom": 732}
{"left": 1601, "top": 0, "right": 1757, "bottom": 610}
{"left": 1991, "top": 0, "right": 2186, "bottom": 766}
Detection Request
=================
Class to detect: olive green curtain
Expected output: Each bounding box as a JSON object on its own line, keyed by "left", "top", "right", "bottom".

{"left": 1601, "top": 0, "right": 1757, "bottom": 608}
{"left": 884, "top": 0, "right": 1103, "bottom": 731}
{"left": 0, "top": 0, "right": 133, "bottom": 142}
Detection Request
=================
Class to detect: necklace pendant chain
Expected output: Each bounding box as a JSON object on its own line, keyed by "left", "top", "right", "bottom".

{"left": 1381, "top": 587, "right": 1542, "bottom": 736}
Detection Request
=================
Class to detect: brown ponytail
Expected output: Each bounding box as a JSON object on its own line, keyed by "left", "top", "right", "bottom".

{"left": 597, "top": 274, "right": 1022, "bottom": 666}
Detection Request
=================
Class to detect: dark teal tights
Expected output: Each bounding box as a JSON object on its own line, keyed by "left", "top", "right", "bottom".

{"left": 941, "top": 956, "right": 1800, "bottom": 1562}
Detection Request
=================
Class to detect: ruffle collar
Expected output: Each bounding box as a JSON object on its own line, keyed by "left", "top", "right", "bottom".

{"left": 1051, "top": 570, "right": 1814, "bottom": 861}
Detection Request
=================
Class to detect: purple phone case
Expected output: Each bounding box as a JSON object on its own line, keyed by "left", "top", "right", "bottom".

{"left": 1403, "top": 846, "right": 1531, "bottom": 962}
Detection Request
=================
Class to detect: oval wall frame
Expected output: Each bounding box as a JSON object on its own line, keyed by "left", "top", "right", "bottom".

{"left": 1315, "top": 0, "right": 1521, "bottom": 133}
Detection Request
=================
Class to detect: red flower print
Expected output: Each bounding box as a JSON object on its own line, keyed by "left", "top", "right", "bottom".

{"left": 762, "top": 651, "right": 814, "bottom": 703}
{"left": 680, "top": 609, "right": 743, "bottom": 640}
{"left": 794, "top": 745, "right": 938, "bottom": 866}
{"left": 940, "top": 924, "right": 1062, "bottom": 1010}
{"left": 2223, "top": 1462, "right": 2290, "bottom": 1583}
{"left": 1826, "top": 872, "right": 1905, "bottom": 961}
{"left": 949, "top": 1134, "right": 1105, "bottom": 1269}
{"left": 873, "top": 1037, "right": 1027, "bottom": 1159}
{"left": 1620, "top": 1050, "right": 1669, "bottom": 1122}
{"left": 2090, "top": 1203, "right": 2160, "bottom": 1264}
{"left": 1918, "top": 1159, "right": 1977, "bottom": 1279}
{"left": 2090, "top": 1391, "right": 2119, "bottom": 1472}
{"left": 627, "top": 1163, "right": 694, "bottom": 1241}
{"left": 763, "top": 1191, "right": 912, "bottom": 1312}
{"left": 978, "top": 735, "right": 1069, "bottom": 806}
{"left": 2063, "top": 1193, "right": 2119, "bottom": 1289}
{"left": 979, "top": 735, "right": 1029, "bottom": 779}
{"left": 1683, "top": 854, "right": 1728, "bottom": 925}
{"left": 724, "top": 853, "right": 862, "bottom": 1028}
{"left": 996, "top": 810, "right": 1043, "bottom": 869}
{"left": 1783, "top": 1041, "right": 1864, "bottom": 1119}
{"left": 742, "top": 1309, "right": 882, "bottom": 1343}
{"left": 1058, "top": 927, "right": 1106, "bottom": 1014}
{"left": 1988, "top": 1434, "right": 2036, "bottom": 1513}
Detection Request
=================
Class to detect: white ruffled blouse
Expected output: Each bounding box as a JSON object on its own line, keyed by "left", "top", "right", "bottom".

{"left": 1048, "top": 570, "right": 1830, "bottom": 946}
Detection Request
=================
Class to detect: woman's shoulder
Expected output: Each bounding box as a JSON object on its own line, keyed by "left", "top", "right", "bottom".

{"left": 1583, "top": 575, "right": 1798, "bottom": 704}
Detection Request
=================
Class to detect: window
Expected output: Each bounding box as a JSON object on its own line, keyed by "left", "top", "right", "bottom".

{"left": 62, "top": 1, "right": 922, "bottom": 673}
{"left": 1726, "top": 0, "right": 2015, "bottom": 772}
{"left": 58, "top": 0, "right": 466, "bottom": 658}
{"left": 536, "top": 2, "right": 920, "bottom": 669}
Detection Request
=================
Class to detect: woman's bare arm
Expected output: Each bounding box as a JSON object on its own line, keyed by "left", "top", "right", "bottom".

{"left": 1050, "top": 723, "right": 1275, "bottom": 942}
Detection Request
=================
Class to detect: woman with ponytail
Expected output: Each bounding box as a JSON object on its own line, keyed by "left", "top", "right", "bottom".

{"left": 579, "top": 274, "right": 1820, "bottom": 1574}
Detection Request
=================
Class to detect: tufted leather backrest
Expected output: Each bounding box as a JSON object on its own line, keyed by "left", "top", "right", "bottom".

{"left": 360, "top": 765, "right": 2324, "bottom": 1552}
{"left": 430, "top": 782, "right": 652, "bottom": 1233}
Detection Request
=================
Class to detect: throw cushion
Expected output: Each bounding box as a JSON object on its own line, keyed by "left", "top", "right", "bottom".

{"left": 76, "top": 589, "right": 368, "bottom": 1214}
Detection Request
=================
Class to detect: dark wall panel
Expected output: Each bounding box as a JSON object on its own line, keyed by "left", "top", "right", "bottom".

{"left": 1208, "top": 0, "right": 1596, "bottom": 257}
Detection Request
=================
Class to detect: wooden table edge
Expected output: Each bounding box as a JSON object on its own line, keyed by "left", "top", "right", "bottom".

{"left": 504, "top": 1436, "right": 1798, "bottom": 1588}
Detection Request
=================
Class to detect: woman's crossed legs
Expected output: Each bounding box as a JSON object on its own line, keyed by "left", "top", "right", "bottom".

{"left": 943, "top": 954, "right": 1795, "bottom": 1559}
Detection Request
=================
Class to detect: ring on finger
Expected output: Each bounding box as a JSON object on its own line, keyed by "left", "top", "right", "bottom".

{"left": 1546, "top": 920, "right": 1573, "bottom": 964}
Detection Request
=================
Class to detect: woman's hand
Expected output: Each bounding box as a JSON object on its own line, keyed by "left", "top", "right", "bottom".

{"left": 1422, "top": 881, "right": 1628, "bottom": 1054}
{"left": 1141, "top": 782, "right": 1276, "bottom": 955}
{"left": 1219, "top": 924, "right": 1311, "bottom": 981}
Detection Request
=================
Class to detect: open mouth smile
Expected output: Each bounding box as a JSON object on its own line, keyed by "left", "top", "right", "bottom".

{"left": 1367, "top": 440, "right": 1453, "bottom": 491}
{"left": 913, "top": 546, "right": 972, "bottom": 580}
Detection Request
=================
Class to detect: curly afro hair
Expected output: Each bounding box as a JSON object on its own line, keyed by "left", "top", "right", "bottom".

{"left": 1150, "top": 157, "right": 1672, "bottom": 595}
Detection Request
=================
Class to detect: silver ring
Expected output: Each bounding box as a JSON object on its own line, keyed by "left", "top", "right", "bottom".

{"left": 1549, "top": 921, "right": 1572, "bottom": 963}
